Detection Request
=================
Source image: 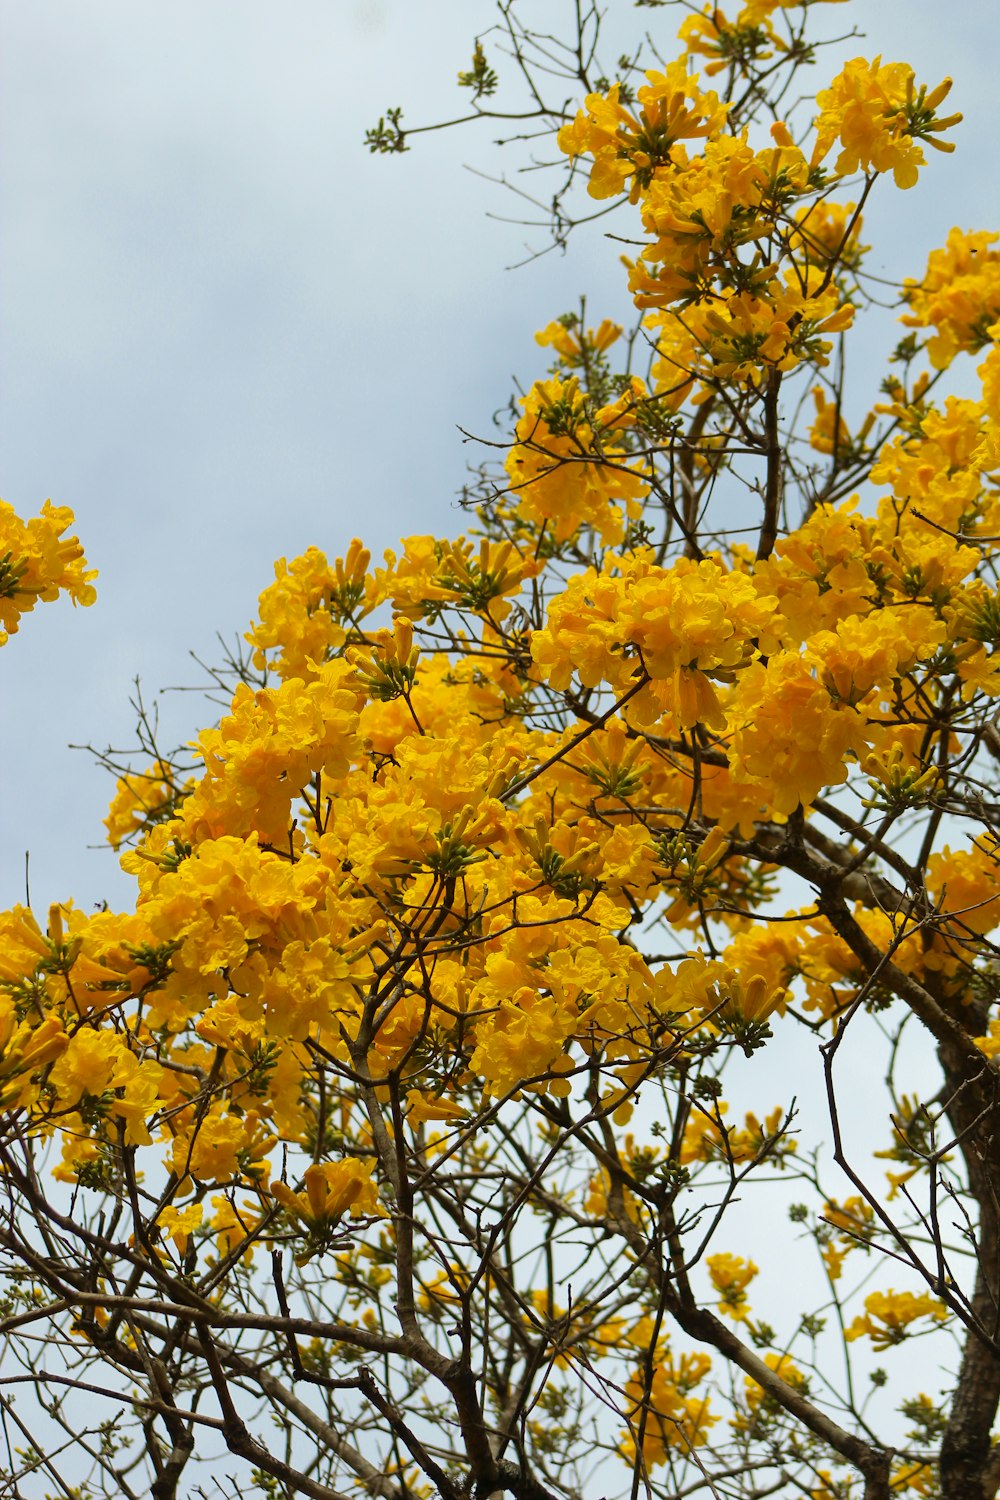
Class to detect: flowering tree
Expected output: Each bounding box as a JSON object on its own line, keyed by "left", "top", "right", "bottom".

{"left": 4, "top": 3, "right": 1000, "bottom": 1498}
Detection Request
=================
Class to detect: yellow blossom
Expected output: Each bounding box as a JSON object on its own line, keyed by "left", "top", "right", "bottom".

{"left": 706, "top": 1252, "right": 758, "bottom": 1320}
{"left": 622, "top": 1348, "right": 718, "bottom": 1464}
{"left": 812, "top": 58, "right": 961, "bottom": 190}
{"left": 271, "top": 1158, "right": 379, "bottom": 1231}
{"left": 844, "top": 1289, "right": 949, "bottom": 1348}
{"left": 0, "top": 499, "right": 97, "bottom": 645}
{"left": 557, "top": 66, "right": 729, "bottom": 202}
{"left": 902, "top": 229, "right": 1000, "bottom": 368}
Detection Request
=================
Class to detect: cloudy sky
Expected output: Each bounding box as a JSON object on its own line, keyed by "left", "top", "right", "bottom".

{"left": 2, "top": 0, "right": 998, "bottom": 916}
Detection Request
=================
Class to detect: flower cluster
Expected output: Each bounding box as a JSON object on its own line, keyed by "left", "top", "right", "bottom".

{"left": 844, "top": 1289, "right": 949, "bottom": 1348}
{"left": 901, "top": 228, "right": 1000, "bottom": 368}
{"left": 0, "top": 499, "right": 97, "bottom": 644}
{"left": 812, "top": 58, "right": 961, "bottom": 189}
{"left": 558, "top": 64, "right": 730, "bottom": 201}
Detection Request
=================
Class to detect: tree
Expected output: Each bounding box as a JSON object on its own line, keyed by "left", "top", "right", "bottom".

{"left": 3, "top": 2, "right": 1000, "bottom": 1497}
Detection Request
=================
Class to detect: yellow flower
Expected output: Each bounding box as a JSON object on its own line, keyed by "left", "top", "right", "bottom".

{"left": 0, "top": 1001, "right": 68, "bottom": 1110}
{"left": 790, "top": 200, "right": 868, "bottom": 273}
{"left": 679, "top": 272, "right": 854, "bottom": 384}
{"left": 926, "top": 839, "right": 1000, "bottom": 939}
{"left": 729, "top": 652, "right": 875, "bottom": 819}
{"left": 0, "top": 499, "right": 97, "bottom": 645}
{"left": 49, "top": 1028, "right": 127, "bottom": 1105}
{"left": 681, "top": 1104, "right": 795, "bottom": 1165}
{"left": 622, "top": 1348, "right": 718, "bottom": 1465}
{"left": 819, "top": 1196, "right": 875, "bottom": 1279}
{"left": 104, "top": 759, "right": 182, "bottom": 849}
{"left": 557, "top": 66, "right": 729, "bottom": 202}
{"left": 504, "top": 377, "right": 648, "bottom": 545}
{"left": 706, "top": 1252, "right": 758, "bottom": 1320}
{"left": 172, "top": 1109, "right": 276, "bottom": 1187}
{"left": 535, "top": 317, "right": 622, "bottom": 367}
{"left": 890, "top": 1462, "right": 936, "bottom": 1495}
{"left": 844, "top": 1289, "right": 948, "bottom": 1348}
{"left": 418, "top": 1263, "right": 470, "bottom": 1314}
{"left": 209, "top": 1193, "right": 268, "bottom": 1262}
{"left": 178, "top": 658, "right": 362, "bottom": 844}
{"left": 678, "top": 6, "right": 782, "bottom": 78}
{"left": 808, "top": 607, "right": 943, "bottom": 707}
{"left": 271, "top": 1158, "right": 379, "bottom": 1229}
{"left": 469, "top": 987, "right": 577, "bottom": 1099}
{"left": 248, "top": 539, "right": 379, "bottom": 679}
{"left": 902, "top": 229, "right": 1000, "bottom": 368}
{"left": 404, "top": 1088, "right": 467, "bottom": 1129}
{"left": 158, "top": 1202, "right": 204, "bottom": 1256}
{"left": 812, "top": 58, "right": 961, "bottom": 190}
{"left": 629, "top": 133, "right": 792, "bottom": 310}
{"left": 808, "top": 385, "right": 852, "bottom": 456}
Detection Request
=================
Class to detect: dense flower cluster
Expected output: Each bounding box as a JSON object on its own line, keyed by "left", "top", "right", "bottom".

{"left": 901, "top": 227, "right": 1000, "bottom": 367}
{"left": 0, "top": 498, "right": 96, "bottom": 644}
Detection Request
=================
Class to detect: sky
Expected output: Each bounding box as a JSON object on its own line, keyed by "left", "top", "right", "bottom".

{"left": 2, "top": 0, "right": 999, "bottom": 917}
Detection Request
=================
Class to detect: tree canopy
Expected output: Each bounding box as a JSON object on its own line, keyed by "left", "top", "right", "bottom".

{"left": 4, "top": 3, "right": 1000, "bottom": 1498}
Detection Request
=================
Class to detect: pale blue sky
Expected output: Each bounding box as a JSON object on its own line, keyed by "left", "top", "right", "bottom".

{"left": 2, "top": 0, "right": 997, "bottom": 914}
